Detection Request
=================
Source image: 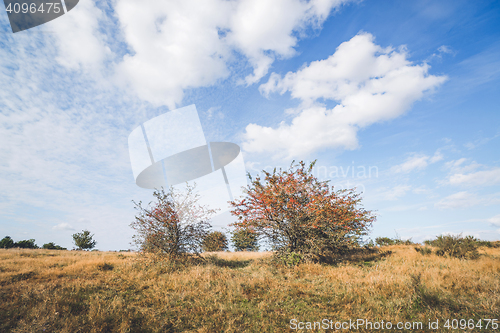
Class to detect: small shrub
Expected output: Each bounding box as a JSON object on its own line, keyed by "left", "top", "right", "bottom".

{"left": 202, "top": 231, "right": 228, "bottom": 252}
{"left": 231, "top": 228, "right": 260, "bottom": 252}
{"left": 97, "top": 263, "right": 114, "bottom": 271}
{"left": 42, "top": 242, "right": 66, "bottom": 250}
{"left": 376, "top": 236, "right": 414, "bottom": 246}
{"left": 376, "top": 237, "right": 395, "bottom": 246}
{"left": 431, "top": 234, "right": 479, "bottom": 259}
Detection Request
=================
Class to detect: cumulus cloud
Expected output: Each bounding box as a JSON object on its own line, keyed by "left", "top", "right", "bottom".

{"left": 50, "top": 0, "right": 112, "bottom": 72}
{"left": 391, "top": 151, "right": 443, "bottom": 173}
{"left": 113, "top": 0, "right": 233, "bottom": 108}
{"left": 244, "top": 33, "right": 447, "bottom": 159}
{"left": 113, "top": 0, "right": 351, "bottom": 107}
{"left": 229, "top": 0, "right": 350, "bottom": 85}
{"left": 13, "top": 0, "right": 352, "bottom": 109}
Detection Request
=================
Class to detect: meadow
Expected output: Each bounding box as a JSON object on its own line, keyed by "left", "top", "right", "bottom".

{"left": 1, "top": 245, "right": 499, "bottom": 332}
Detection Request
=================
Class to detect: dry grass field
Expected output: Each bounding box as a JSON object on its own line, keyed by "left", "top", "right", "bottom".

{"left": 1, "top": 245, "right": 499, "bottom": 332}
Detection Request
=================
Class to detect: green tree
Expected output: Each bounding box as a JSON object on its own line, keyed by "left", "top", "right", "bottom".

{"left": 202, "top": 231, "right": 228, "bottom": 252}
{"left": 231, "top": 228, "right": 259, "bottom": 251}
{"left": 72, "top": 230, "right": 97, "bottom": 251}
{"left": 0, "top": 236, "right": 15, "bottom": 249}
{"left": 230, "top": 160, "right": 375, "bottom": 260}
{"left": 14, "top": 239, "right": 38, "bottom": 249}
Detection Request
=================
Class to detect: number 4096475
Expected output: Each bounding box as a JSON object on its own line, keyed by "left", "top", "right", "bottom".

{"left": 5, "top": 2, "right": 61, "bottom": 14}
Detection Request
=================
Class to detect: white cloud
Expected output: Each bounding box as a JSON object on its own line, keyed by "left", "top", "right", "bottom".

{"left": 392, "top": 154, "right": 429, "bottom": 173}
{"left": 113, "top": 0, "right": 351, "bottom": 107}
{"left": 206, "top": 106, "right": 225, "bottom": 122}
{"left": 444, "top": 158, "right": 481, "bottom": 174}
{"left": 437, "top": 45, "right": 453, "bottom": 54}
{"left": 13, "top": 0, "right": 353, "bottom": 109}
{"left": 391, "top": 150, "right": 443, "bottom": 173}
{"left": 428, "top": 45, "right": 456, "bottom": 61}
{"left": 50, "top": 0, "right": 112, "bottom": 72}
{"left": 52, "top": 223, "right": 75, "bottom": 231}
{"left": 114, "top": 0, "right": 233, "bottom": 108}
{"left": 379, "top": 185, "right": 411, "bottom": 201}
{"left": 488, "top": 214, "right": 500, "bottom": 227}
{"left": 464, "top": 133, "right": 499, "bottom": 150}
{"left": 448, "top": 168, "right": 500, "bottom": 186}
{"left": 244, "top": 33, "right": 446, "bottom": 158}
{"left": 434, "top": 191, "right": 479, "bottom": 209}
{"left": 429, "top": 151, "right": 444, "bottom": 163}
{"left": 230, "top": 0, "right": 351, "bottom": 85}
{"left": 434, "top": 191, "right": 500, "bottom": 210}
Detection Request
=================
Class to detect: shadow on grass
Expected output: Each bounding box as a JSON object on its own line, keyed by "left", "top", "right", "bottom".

{"left": 409, "top": 273, "right": 467, "bottom": 314}
{"left": 327, "top": 247, "right": 393, "bottom": 267}
{"left": 204, "top": 255, "right": 253, "bottom": 269}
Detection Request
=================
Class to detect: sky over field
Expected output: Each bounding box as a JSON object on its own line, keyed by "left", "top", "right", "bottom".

{"left": 1, "top": 0, "right": 499, "bottom": 250}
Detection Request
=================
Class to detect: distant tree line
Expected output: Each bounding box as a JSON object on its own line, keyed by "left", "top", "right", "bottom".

{"left": 0, "top": 236, "right": 66, "bottom": 250}
{"left": 0, "top": 230, "right": 98, "bottom": 251}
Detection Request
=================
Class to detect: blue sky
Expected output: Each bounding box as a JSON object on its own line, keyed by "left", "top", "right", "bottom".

{"left": 1, "top": 0, "right": 499, "bottom": 250}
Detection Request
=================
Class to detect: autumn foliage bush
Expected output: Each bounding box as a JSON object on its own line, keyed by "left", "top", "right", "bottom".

{"left": 230, "top": 161, "right": 376, "bottom": 262}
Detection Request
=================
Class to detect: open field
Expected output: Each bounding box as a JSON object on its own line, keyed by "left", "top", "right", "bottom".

{"left": 1, "top": 246, "right": 499, "bottom": 332}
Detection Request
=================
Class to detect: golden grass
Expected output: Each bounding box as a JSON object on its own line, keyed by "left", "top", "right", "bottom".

{"left": 1, "top": 246, "right": 499, "bottom": 332}
{"left": 201, "top": 251, "right": 272, "bottom": 260}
